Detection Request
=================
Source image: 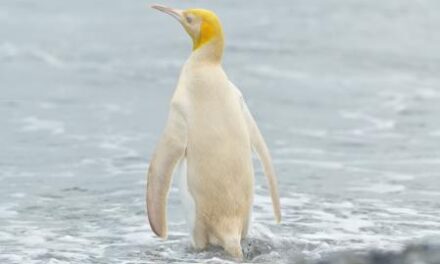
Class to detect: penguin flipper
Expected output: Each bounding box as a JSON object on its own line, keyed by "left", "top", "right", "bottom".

{"left": 147, "top": 108, "right": 187, "bottom": 238}
{"left": 230, "top": 82, "right": 282, "bottom": 223}
{"left": 243, "top": 101, "right": 281, "bottom": 223}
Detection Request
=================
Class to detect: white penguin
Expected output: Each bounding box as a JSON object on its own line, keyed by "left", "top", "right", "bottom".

{"left": 147, "top": 4, "right": 281, "bottom": 258}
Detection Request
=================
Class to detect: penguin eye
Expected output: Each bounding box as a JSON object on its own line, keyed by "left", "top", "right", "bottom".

{"left": 186, "top": 16, "right": 193, "bottom": 24}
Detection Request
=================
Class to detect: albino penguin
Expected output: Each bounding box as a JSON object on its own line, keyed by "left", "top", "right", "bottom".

{"left": 147, "top": 4, "right": 281, "bottom": 258}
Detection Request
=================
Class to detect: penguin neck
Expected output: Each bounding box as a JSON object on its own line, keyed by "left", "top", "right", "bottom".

{"left": 190, "top": 37, "right": 224, "bottom": 64}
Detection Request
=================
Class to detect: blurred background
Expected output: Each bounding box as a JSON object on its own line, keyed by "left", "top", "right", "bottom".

{"left": 1, "top": 0, "right": 440, "bottom": 263}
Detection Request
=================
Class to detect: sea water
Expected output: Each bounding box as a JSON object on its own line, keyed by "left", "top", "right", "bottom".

{"left": 1, "top": 0, "right": 440, "bottom": 263}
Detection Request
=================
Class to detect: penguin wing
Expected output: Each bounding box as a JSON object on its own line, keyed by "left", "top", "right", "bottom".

{"left": 147, "top": 107, "right": 187, "bottom": 238}
{"left": 230, "top": 82, "right": 282, "bottom": 223}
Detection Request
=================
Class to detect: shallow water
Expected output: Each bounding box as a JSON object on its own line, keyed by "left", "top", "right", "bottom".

{"left": 1, "top": 0, "right": 440, "bottom": 263}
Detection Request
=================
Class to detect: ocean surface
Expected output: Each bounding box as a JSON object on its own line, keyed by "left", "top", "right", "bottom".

{"left": 1, "top": 0, "right": 440, "bottom": 263}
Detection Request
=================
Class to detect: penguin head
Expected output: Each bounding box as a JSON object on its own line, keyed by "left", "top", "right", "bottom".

{"left": 152, "top": 4, "right": 224, "bottom": 51}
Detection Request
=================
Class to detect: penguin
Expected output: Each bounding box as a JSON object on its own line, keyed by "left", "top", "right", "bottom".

{"left": 147, "top": 4, "right": 281, "bottom": 258}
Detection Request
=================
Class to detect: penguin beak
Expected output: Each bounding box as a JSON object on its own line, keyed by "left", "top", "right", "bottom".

{"left": 151, "top": 4, "right": 184, "bottom": 22}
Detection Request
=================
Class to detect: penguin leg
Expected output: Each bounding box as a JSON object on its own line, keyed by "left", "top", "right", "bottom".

{"left": 241, "top": 211, "right": 251, "bottom": 238}
{"left": 212, "top": 219, "right": 244, "bottom": 258}
{"left": 192, "top": 219, "right": 208, "bottom": 250}
{"left": 223, "top": 236, "right": 243, "bottom": 259}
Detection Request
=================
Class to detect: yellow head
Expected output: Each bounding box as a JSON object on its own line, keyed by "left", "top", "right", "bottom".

{"left": 151, "top": 4, "right": 224, "bottom": 51}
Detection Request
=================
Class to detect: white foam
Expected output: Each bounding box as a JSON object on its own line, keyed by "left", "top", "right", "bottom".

{"left": 39, "top": 102, "right": 57, "bottom": 109}
{"left": 386, "top": 207, "right": 418, "bottom": 215}
{"left": 121, "top": 232, "right": 150, "bottom": 244}
{"left": 339, "top": 110, "right": 395, "bottom": 131}
{"left": 0, "top": 42, "right": 19, "bottom": 59}
{"left": 280, "top": 195, "right": 311, "bottom": 207}
{"left": 0, "top": 231, "right": 15, "bottom": 240}
{"left": 417, "top": 190, "right": 440, "bottom": 196}
{"left": 350, "top": 182, "right": 405, "bottom": 193}
{"left": 379, "top": 91, "right": 408, "bottom": 113}
{"left": 250, "top": 65, "right": 310, "bottom": 80}
{"left": 29, "top": 48, "right": 65, "bottom": 68}
{"left": 58, "top": 235, "right": 93, "bottom": 245}
{"left": 21, "top": 116, "right": 65, "bottom": 135}
{"left": 430, "top": 130, "right": 440, "bottom": 137}
{"left": 383, "top": 172, "right": 415, "bottom": 181}
{"left": 301, "top": 210, "right": 375, "bottom": 233}
{"left": 10, "top": 192, "right": 26, "bottom": 198}
{"left": 0, "top": 254, "right": 23, "bottom": 263}
{"left": 321, "top": 201, "right": 354, "bottom": 209}
{"left": 290, "top": 128, "right": 329, "bottom": 138}
{"left": 0, "top": 43, "right": 65, "bottom": 68}
{"left": 96, "top": 103, "right": 132, "bottom": 114}
{"left": 274, "top": 147, "right": 326, "bottom": 155}
{"left": 274, "top": 158, "right": 345, "bottom": 169}
{"left": 0, "top": 204, "right": 18, "bottom": 218}
{"left": 416, "top": 88, "right": 440, "bottom": 99}
{"left": 345, "top": 166, "right": 415, "bottom": 181}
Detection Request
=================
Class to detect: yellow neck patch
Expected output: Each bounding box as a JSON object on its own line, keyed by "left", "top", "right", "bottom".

{"left": 186, "top": 9, "right": 224, "bottom": 50}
